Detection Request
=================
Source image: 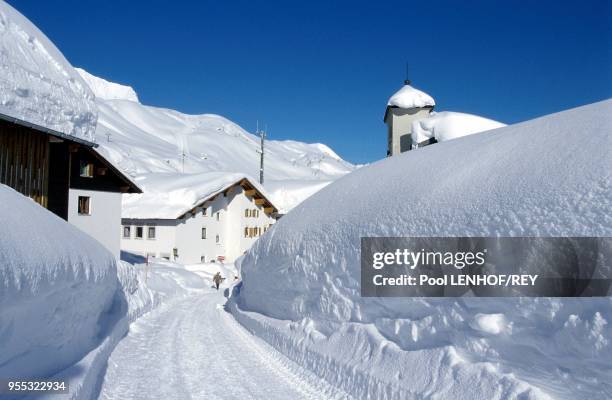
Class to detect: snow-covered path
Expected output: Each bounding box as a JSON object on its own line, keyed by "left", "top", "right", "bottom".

{"left": 98, "top": 287, "right": 341, "bottom": 400}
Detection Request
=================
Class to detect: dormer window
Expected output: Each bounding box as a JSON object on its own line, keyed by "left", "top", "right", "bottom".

{"left": 79, "top": 160, "right": 94, "bottom": 178}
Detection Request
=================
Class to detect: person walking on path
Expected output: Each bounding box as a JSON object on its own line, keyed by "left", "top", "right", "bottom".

{"left": 213, "top": 272, "right": 225, "bottom": 290}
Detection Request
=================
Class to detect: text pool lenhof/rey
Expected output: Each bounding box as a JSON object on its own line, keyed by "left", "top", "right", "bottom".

{"left": 372, "top": 273, "right": 539, "bottom": 287}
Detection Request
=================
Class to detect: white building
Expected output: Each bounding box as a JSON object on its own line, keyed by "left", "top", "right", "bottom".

{"left": 384, "top": 79, "right": 435, "bottom": 156}
{"left": 65, "top": 146, "right": 142, "bottom": 258}
{"left": 120, "top": 172, "right": 278, "bottom": 264}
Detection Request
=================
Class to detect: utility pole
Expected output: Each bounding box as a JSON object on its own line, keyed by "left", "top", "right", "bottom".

{"left": 259, "top": 127, "right": 266, "bottom": 185}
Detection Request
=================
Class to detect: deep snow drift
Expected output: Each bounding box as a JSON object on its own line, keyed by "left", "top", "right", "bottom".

{"left": 233, "top": 100, "right": 612, "bottom": 399}
{"left": 0, "top": 1, "right": 97, "bottom": 140}
{"left": 76, "top": 70, "right": 355, "bottom": 213}
{"left": 0, "top": 185, "right": 117, "bottom": 379}
{"left": 412, "top": 111, "right": 506, "bottom": 145}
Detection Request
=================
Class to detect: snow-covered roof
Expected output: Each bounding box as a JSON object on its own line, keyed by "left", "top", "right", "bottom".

{"left": 411, "top": 111, "right": 506, "bottom": 145}
{"left": 122, "top": 172, "right": 277, "bottom": 219}
{"left": 387, "top": 84, "right": 435, "bottom": 109}
{"left": 0, "top": 1, "right": 97, "bottom": 141}
{"left": 75, "top": 68, "right": 139, "bottom": 102}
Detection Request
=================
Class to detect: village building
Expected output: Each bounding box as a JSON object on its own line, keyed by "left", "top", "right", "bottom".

{"left": 120, "top": 173, "right": 278, "bottom": 264}
{"left": 384, "top": 79, "right": 436, "bottom": 156}
{"left": 0, "top": 112, "right": 141, "bottom": 257}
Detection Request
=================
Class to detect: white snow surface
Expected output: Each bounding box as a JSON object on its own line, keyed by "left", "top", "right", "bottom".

{"left": 122, "top": 171, "right": 269, "bottom": 219}
{"left": 0, "top": 184, "right": 117, "bottom": 379}
{"left": 387, "top": 84, "right": 435, "bottom": 109}
{"left": 233, "top": 100, "right": 612, "bottom": 399}
{"left": 0, "top": 1, "right": 97, "bottom": 140}
{"left": 75, "top": 68, "right": 139, "bottom": 102}
{"left": 97, "top": 261, "right": 348, "bottom": 400}
{"left": 412, "top": 111, "right": 506, "bottom": 144}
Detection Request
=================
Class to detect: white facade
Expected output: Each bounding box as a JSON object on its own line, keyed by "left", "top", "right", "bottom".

{"left": 386, "top": 107, "right": 432, "bottom": 155}
{"left": 68, "top": 188, "right": 122, "bottom": 257}
{"left": 121, "top": 184, "right": 276, "bottom": 264}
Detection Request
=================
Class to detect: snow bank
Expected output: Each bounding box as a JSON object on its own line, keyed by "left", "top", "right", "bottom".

{"left": 0, "top": 184, "right": 117, "bottom": 379}
{"left": 387, "top": 84, "right": 435, "bottom": 109}
{"left": 233, "top": 100, "right": 612, "bottom": 399}
{"left": 75, "top": 68, "right": 139, "bottom": 102}
{"left": 412, "top": 111, "right": 506, "bottom": 144}
{"left": 0, "top": 1, "right": 97, "bottom": 140}
{"left": 122, "top": 171, "right": 272, "bottom": 219}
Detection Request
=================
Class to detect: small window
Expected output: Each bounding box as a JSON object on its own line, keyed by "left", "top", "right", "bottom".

{"left": 216, "top": 212, "right": 220, "bottom": 221}
{"left": 215, "top": 234, "right": 220, "bottom": 243}
{"left": 202, "top": 207, "right": 207, "bottom": 216}
{"left": 245, "top": 209, "right": 250, "bottom": 217}
{"left": 244, "top": 227, "right": 249, "bottom": 238}
{"left": 135, "top": 226, "right": 144, "bottom": 239}
{"left": 173, "top": 248, "right": 179, "bottom": 259}
{"left": 200, "top": 255, "right": 206, "bottom": 263}
{"left": 147, "top": 226, "right": 156, "bottom": 239}
{"left": 78, "top": 196, "right": 91, "bottom": 215}
{"left": 123, "top": 226, "right": 131, "bottom": 238}
{"left": 79, "top": 160, "right": 94, "bottom": 178}
{"left": 201, "top": 227, "right": 207, "bottom": 239}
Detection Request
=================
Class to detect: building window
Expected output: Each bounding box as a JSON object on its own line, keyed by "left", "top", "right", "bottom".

{"left": 200, "top": 255, "right": 206, "bottom": 263}
{"left": 216, "top": 212, "right": 220, "bottom": 221}
{"left": 215, "top": 234, "right": 220, "bottom": 243}
{"left": 78, "top": 196, "right": 91, "bottom": 215}
{"left": 123, "top": 226, "right": 131, "bottom": 238}
{"left": 202, "top": 207, "right": 207, "bottom": 216}
{"left": 245, "top": 209, "right": 250, "bottom": 217}
{"left": 173, "top": 248, "right": 179, "bottom": 259}
{"left": 244, "top": 227, "right": 249, "bottom": 237}
{"left": 147, "top": 226, "right": 156, "bottom": 239}
{"left": 135, "top": 226, "right": 144, "bottom": 239}
{"left": 201, "top": 227, "right": 207, "bottom": 239}
{"left": 79, "top": 160, "right": 94, "bottom": 178}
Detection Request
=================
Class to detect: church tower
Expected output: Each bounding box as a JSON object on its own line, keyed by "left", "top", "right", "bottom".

{"left": 384, "top": 79, "right": 435, "bottom": 156}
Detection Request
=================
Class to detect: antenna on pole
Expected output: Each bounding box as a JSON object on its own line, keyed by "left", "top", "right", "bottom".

{"left": 404, "top": 62, "right": 411, "bottom": 85}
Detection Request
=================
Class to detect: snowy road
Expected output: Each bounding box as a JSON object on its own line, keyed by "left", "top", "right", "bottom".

{"left": 98, "top": 287, "right": 341, "bottom": 400}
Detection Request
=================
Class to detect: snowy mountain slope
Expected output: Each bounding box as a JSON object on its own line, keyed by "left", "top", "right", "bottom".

{"left": 67, "top": 70, "right": 356, "bottom": 212}
{"left": 76, "top": 68, "right": 139, "bottom": 102}
{"left": 232, "top": 100, "right": 612, "bottom": 399}
{"left": 0, "top": 1, "right": 97, "bottom": 140}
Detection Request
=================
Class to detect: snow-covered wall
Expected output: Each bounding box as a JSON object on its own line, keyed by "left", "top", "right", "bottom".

{"left": 0, "top": 184, "right": 118, "bottom": 379}
{"left": 0, "top": 1, "right": 97, "bottom": 141}
{"left": 233, "top": 100, "right": 612, "bottom": 399}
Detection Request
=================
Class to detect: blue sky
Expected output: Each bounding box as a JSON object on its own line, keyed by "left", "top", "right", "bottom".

{"left": 9, "top": 0, "right": 611, "bottom": 164}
